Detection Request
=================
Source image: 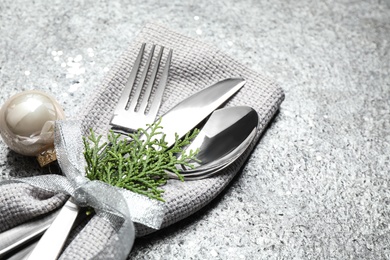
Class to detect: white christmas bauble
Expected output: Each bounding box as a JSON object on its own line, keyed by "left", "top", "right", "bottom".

{"left": 0, "top": 90, "right": 65, "bottom": 156}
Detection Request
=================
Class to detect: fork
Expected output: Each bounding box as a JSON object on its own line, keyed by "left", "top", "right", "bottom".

{"left": 110, "top": 43, "right": 173, "bottom": 134}
{"left": 26, "top": 43, "right": 173, "bottom": 260}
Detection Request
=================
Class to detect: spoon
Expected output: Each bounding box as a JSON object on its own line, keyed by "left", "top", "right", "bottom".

{"left": 169, "top": 106, "right": 258, "bottom": 180}
{"left": 178, "top": 128, "right": 256, "bottom": 180}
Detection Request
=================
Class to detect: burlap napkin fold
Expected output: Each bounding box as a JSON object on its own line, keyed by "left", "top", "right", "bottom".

{"left": 0, "top": 23, "right": 284, "bottom": 259}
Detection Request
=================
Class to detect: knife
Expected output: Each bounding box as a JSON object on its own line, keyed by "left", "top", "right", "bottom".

{"left": 1, "top": 77, "right": 245, "bottom": 259}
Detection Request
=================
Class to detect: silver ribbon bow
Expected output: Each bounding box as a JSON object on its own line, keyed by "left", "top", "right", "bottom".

{"left": 3, "top": 120, "right": 166, "bottom": 259}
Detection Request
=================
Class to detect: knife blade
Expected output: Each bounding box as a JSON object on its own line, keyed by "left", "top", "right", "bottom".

{"left": 155, "top": 77, "right": 246, "bottom": 147}
{"left": 1, "top": 77, "right": 245, "bottom": 258}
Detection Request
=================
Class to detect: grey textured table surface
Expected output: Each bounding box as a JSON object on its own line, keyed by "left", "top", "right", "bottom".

{"left": 0, "top": 0, "right": 389, "bottom": 259}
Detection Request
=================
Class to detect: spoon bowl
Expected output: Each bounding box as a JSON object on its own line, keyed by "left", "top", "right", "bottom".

{"left": 169, "top": 106, "right": 258, "bottom": 180}
{"left": 179, "top": 127, "right": 257, "bottom": 180}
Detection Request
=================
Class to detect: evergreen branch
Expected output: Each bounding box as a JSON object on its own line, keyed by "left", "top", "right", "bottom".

{"left": 83, "top": 118, "right": 199, "bottom": 201}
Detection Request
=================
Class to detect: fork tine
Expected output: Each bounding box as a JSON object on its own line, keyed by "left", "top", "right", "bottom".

{"left": 110, "top": 44, "right": 172, "bottom": 134}
{"left": 128, "top": 44, "right": 156, "bottom": 112}
{"left": 147, "top": 48, "right": 173, "bottom": 118}
{"left": 138, "top": 46, "right": 164, "bottom": 115}
{"left": 114, "top": 43, "right": 145, "bottom": 111}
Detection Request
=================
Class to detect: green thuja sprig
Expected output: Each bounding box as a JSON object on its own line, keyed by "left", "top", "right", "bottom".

{"left": 82, "top": 118, "right": 199, "bottom": 202}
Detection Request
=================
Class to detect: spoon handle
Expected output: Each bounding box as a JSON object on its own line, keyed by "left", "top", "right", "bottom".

{"left": 26, "top": 198, "right": 80, "bottom": 260}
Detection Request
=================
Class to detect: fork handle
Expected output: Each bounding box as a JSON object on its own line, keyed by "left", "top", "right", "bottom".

{"left": 26, "top": 198, "right": 80, "bottom": 260}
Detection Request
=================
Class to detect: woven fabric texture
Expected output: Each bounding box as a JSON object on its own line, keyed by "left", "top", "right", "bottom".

{"left": 0, "top": 23, "right": 284, "bottom": 258}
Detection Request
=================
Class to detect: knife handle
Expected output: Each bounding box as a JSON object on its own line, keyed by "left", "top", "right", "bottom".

{"left": 26, "top": 198, "right": 80, "bottom": 260}
{"left": 5, "top": 240, "right": 38, "bottom": 260}
{"left": 0, "top": 211, "right": 58, "bottom": 259}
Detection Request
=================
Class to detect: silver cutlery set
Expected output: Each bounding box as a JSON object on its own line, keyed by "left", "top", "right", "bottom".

{"left": 0, "top": 43, "right": 259, "bottom": 259}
